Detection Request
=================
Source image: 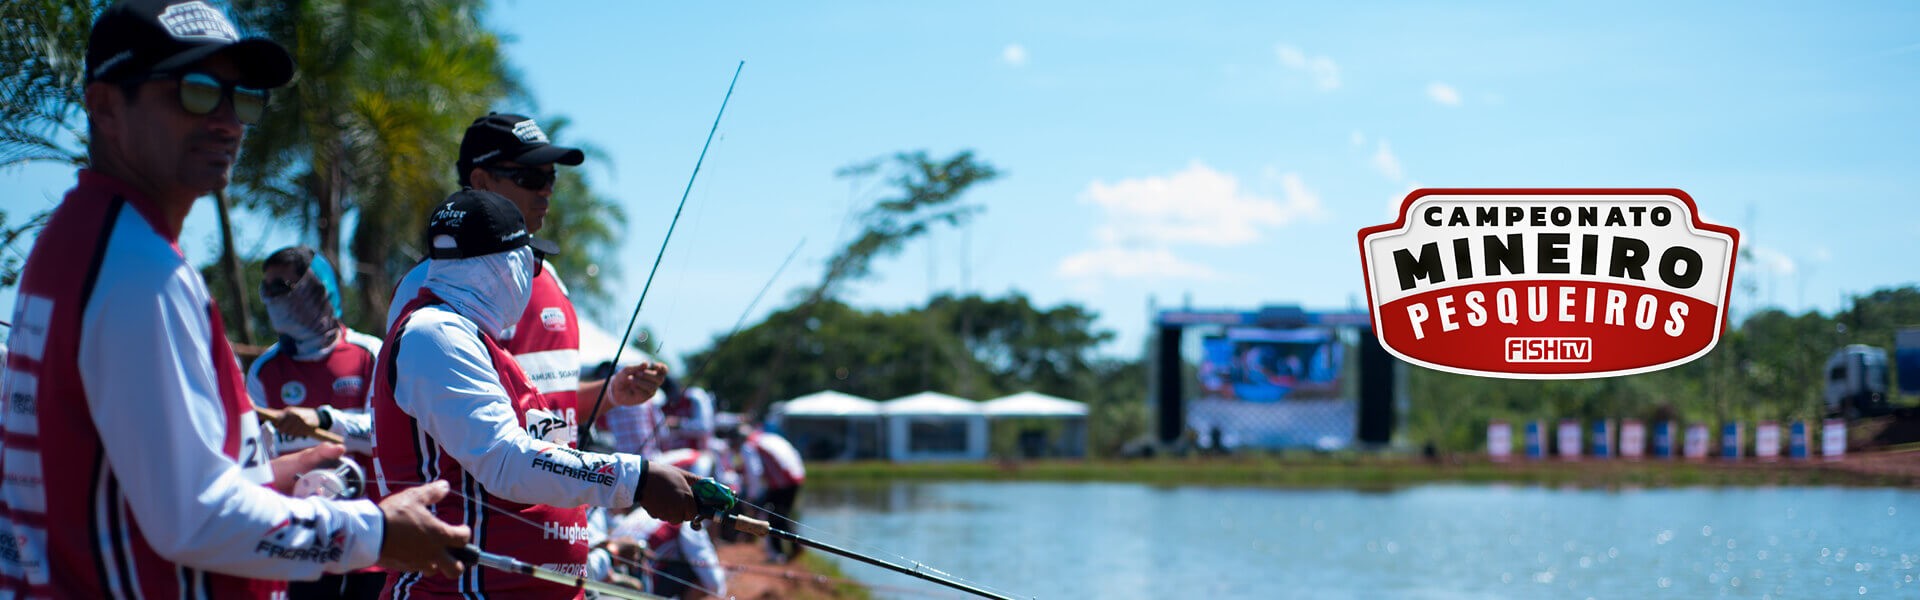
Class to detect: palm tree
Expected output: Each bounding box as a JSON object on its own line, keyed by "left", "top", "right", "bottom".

{"left": 2, "top": 1, "right": 262, "bottom": 340}
{"left": 228, "top": 0, "right": 519, "bottom": 328}
{"left": 531, "top": 116, "right": 628, "bottom": 320}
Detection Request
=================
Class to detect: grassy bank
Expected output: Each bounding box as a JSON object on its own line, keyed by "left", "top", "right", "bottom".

{"left": 809, "top": 454, "right": 1916, "bottom": 489}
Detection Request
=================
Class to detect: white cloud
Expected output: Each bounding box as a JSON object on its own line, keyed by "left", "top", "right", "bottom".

{"left": 1084, "top": 161, "right": 1324, "bottom": 247}
{"left": 1275, "top": 44, "right": 1340, "bottom": 91}
{"left": 1350, "top": 130, "right": 1366, "bottom": 148}
{"left": 1056, "top": 246, "right": 1221, "bottom": 280}
{"left": 1372, "top": 141, "right": 1403, "bottom": 182}
{"left": 1059, "top": 162, "right": 1326, "bottom": 282}
{"left": 1743, "top": 245, "right": 1796, "bottom": 277}
{"left": 1388, "top": 180, "right": 1424, "bottom": 217}
{"left": 1001, "top": 43, "right": 1028, "bottom": 67}
{"left": 1427, "top": 82, "right": 1462, "bottom": 107}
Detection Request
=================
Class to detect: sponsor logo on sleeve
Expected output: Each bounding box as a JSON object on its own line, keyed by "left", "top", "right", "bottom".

{"left": 529, "top": 446, "right": 617, "bottom": 486}
{"left": 1358, "top": 189, "right": 1738, "bottom": 379}
{"left": 255, "top": 518, "right": 347, "bottom": 563}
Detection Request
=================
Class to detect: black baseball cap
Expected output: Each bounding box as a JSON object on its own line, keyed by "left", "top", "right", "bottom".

{"left": 426, "top": 189, "right": 562, "bottom": 260}
{"left": 456, "top": 113, "right": 584, "bottom": 177}
{"left": 86, "top": 0, "right": 294, "bottom": 89}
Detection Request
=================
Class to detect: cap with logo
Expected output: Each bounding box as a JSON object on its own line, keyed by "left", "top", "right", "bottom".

{"left": 456, "top": 113, "right": 585, "bottom": 178}
{"left": 427, "top": 189, "right": 561, "bottom": 260}
{"left": 87, "top": 0, "right": 294, "bottom": 89}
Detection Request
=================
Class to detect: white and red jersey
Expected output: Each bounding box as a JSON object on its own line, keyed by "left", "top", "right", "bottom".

{"left": 371, "top": 291, "right": 650, "bottom": 599}
{"left": 0, "top": 171, "right": 383, "bottom": 599}
{"left": 741, "top": 431, "right": 805, "bottom": 500}
{"left": 608, "top": 389, "right": 713, "bottom": 460}
{"left": 390, "top": 262, "right": 583, "bottom": 441}
{"left": 611, "top": 512, "right": 723, "bottom": 596}
{"left": 246, "top": 328, "right": 381, "bottom": 458}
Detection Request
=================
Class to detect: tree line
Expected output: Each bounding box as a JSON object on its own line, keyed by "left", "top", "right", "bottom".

{"left": 1403, "top": 287, "right": 1920, "bottom": 453}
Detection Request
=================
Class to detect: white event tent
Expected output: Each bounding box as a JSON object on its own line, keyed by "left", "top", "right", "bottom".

{"left": 880, "top": 391, "right": 988, "bottom": 461}
{"left": 983, "top": 391, "right": 1088, "bottom": 458}
{"left": 770, "top": 390, "right": 885, "bottom": 461}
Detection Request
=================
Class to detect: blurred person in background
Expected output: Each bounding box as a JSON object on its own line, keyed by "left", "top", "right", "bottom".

{"left": 246, "top": 245, "right": 385, "bottom": 599}
{"left": 727, "top": 423, "right": 806, "bottom": 563}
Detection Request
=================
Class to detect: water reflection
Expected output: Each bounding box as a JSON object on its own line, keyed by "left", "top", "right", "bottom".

{"left": 796, "top": 482, "right": 1920, "bottom": 600}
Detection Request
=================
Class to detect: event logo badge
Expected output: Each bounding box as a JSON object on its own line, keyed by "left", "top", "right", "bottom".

{"left": 1358, "top": 189, "right": 1739, "bottom": 379}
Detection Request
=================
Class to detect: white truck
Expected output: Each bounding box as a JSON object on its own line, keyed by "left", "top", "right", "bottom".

{"left": 1825, "top": 344, "right": 1892, "bottom": 419}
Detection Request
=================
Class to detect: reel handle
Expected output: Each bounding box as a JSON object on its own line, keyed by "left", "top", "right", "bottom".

{"left": 689, "top": 477, "right": 737, "bottom": 531}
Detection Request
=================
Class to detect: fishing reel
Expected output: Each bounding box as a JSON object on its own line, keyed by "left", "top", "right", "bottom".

{"left": 688, "top": 477, "right": 735, "bottom": 531}
{"left": 292, "top": 456, "right": 367, "bottom": 500}
{"left": 690, "top": 477, "right": 771, "bottom": 537}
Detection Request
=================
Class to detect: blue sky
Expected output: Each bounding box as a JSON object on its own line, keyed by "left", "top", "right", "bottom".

{"left": 4, "top": 1, "right": 1918, "bottom": 368}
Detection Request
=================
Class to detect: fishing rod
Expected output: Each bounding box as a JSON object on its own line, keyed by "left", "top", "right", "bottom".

{"left": 582, "top": 60, "right": 746, "bottom": 449}
{"left": 622, "top": 238, "right": 805, "bottom": 453}
{"left": 696, "top": 481, "right": 1022, "bottom": 600}
{"left": 364, "top": 478, "right": 727, "bottom": 599}
{"left": 681, "top": 238, "right": 804, "bottom": 388}
{"left": 253, "top": 405, "right": 344, "bottom": 444}
{"left": 447, "top": 544, "right": 667, "bottom": 600}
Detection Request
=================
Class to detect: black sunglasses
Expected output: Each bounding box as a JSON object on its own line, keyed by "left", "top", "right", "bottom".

{"left": 484, "top": 165, "right": 558, "bottom": 191}
{"left": 260, "top": 271, "right": 309, "bottom": 297}
{"left": 125, "top": 71, "right": 269, "bottom": 124}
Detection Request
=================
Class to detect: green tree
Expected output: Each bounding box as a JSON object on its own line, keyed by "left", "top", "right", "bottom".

{"left": 742, "top": 150, "right": 1000, "bottom": 414}
{"left": 1, "top": 0, "right": 260, "bottom": 339}
{"left": 227, "top": 0, "right": 517, "bottom": 330}
{"left": 531, "top": 117, "right": 627, "bottom": 318}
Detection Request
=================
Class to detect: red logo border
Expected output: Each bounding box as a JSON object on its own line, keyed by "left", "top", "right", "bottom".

{"left": 1357, "top": 188, "right": 1741, "bottom": 379}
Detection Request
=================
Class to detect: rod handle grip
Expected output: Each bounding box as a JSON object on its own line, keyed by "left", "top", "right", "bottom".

{"left": 727, "top": 515, "right": 771, "bottom": 537}
{"left": 448, "top": 544, "right": 481, "bottom": 566}
{"left": 254, "top": 406, "right": 346, "bottom": 444}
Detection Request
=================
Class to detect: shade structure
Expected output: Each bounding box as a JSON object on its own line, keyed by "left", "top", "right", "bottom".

{"left": 984, "top": 391, "right": 1088, "bottom": 458}
{"left": 770, "top": 390, "right": 884, "bottom": 461}
{"left": 777, "top": 390, "right": 882, "bottom": 417}
{"left": 982, "top": 391, "right": 1087, "bottom": 417}
{"left": 880, "top": 392, "right": 987, "bottom": 461}
{"left": 576, "top": 317, "right": 656, "bottom": 371}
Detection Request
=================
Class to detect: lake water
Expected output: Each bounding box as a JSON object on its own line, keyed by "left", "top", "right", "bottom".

{"left": 784, "top": 482, "right": 1920, "bottom": 599}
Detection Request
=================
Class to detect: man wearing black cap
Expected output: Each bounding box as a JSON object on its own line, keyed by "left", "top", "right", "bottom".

{"left": 0, "top": 1, "right": 471, "bottom": 598}
{"left": 370, "top": 190, "right": 705, "bottom": 598}
{"left": 388, "top": 113, "right": 667, "bottom": 451}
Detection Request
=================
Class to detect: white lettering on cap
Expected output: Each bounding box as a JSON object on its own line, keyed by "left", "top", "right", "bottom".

{"left": 159, "top": 1, "right": 240, "bottom": 43}
{"left": 511, "top": 120, "right": 549, "bottom": 144}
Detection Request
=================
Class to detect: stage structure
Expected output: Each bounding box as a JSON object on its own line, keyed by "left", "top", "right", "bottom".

{"left": 1151, "top": 305, "right": 1402, "bottom": 450}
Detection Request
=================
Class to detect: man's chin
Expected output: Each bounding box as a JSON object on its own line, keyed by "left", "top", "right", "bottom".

{"left": 184, "top": 171, "right": 234, "bottom": 199}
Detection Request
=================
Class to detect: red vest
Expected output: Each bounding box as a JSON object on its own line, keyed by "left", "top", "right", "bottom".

{"left": 369, "top": 291, "right": 586, "bottom": 599}
{"left": 1, "top": 171, "right": 279, "bottom": 599}
{"left": 250, "top": 331, "right": 376, "bottom": 465}
{"left": 503, "top": 269, "right": 583, "bottom": 440}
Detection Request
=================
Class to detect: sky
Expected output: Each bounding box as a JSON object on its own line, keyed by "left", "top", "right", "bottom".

{"left": 4, "top": 1, "right": 1919, "bottom": 370}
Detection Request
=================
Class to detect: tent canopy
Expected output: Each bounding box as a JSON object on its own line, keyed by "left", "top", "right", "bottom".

{"left": 881, "top": 391, "right": 981, "bottom": 416}
{"left": 983, "top": 391, "right": 1087, "bottom": 417}
{"left": 778, "top": 390, "right": 882, "bottom": 417}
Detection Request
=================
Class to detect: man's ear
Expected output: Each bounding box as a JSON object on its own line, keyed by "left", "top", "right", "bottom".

{"left": 467, "top": 167, "right": 492, "bottom": 191}
{"left": 84, "top": 81, "right": 122, "bottom": 136}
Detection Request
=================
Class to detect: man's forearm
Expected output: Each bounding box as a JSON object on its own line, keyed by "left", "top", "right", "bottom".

{"left": 578, "top": 377, "right": 611, "bottom": 427}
